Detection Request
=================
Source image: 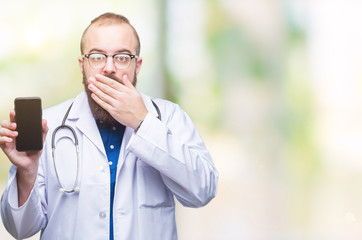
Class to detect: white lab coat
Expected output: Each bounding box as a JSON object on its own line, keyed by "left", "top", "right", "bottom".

{"left": 1, "top": 90, "right": 218, "bottom": 240}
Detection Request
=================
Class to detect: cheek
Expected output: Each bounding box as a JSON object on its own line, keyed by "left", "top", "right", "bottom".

{"left": 82, "top": 65, "right": 100, "bottom": 80}
{"left": 82, "top": 67, "right": 89, "bottom": 83}
{"left": 129, "top": 70, "right": 136, "bottom": 80}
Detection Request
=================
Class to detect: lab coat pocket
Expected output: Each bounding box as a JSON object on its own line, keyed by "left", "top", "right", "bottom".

{"left": 136, "top": 160, "right": 174, "bottom": 208}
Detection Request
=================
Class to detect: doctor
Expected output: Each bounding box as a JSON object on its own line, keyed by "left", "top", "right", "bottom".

{"left": 0, "top": 12, "right": 218, "bottom": 240}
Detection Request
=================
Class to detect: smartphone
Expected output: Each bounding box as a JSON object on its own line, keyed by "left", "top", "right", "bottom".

{"left": 14, "top": 97, "right": 43, "bottom": 152}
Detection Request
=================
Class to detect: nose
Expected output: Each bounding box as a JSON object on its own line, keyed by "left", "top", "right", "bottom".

{"left": 102, "top": 56, "right": 116, "bottom": 74}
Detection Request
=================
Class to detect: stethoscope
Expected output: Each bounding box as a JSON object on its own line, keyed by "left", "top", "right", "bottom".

{"left": 51, "top": 103, "right": 80, "bottom": 193}
{"left": 51, "top": 100, "right": 161, "bottom": 194}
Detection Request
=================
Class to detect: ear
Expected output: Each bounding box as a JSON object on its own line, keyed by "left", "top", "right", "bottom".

{"left": 135, "top": 57, "right": 143, "bottom": 75}
{"left": 78, "top": 56, "right": 84, "bottom": 74}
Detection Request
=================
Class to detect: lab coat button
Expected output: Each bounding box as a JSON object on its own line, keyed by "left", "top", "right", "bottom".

{"left": 99, "top": 212, "right": 106, "bottom": 219}
{"left": 110, "top": 145, "right": 114, "bottom": 149}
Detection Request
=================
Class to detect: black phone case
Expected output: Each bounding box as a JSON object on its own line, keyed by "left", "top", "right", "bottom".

{"left": 14, "top": 97, "right": 43, "bottom": 151}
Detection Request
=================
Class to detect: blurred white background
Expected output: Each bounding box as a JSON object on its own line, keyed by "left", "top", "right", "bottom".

{"left": 2, "top": 0, "right": 362, "bottom": 239}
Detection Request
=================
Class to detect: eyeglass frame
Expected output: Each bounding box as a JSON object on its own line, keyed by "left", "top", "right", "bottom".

{"left": 82, "top": 52, "right": 139, "bottom": 70}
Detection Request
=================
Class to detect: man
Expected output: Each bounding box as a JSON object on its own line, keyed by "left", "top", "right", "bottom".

{"left": 0, "top": 12, "right": 218, "bottom": 240}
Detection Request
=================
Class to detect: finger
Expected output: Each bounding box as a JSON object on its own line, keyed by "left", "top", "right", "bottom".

{"left": 0, "top": 136, "right": 14, "bottom": 144}
{"left": 121, "top": 74, "right": 135, "bottom": 89}
{"left": 42, "top": 119, "right": 48, "bottom": 133}
{"left": 0, "top": 127, "right": 18, "bottom": 138}
{"left": 95, "top": 74, "right": 128, "bottom": 92}
{"left": 10, "top": 110, "right": 15, "bottom": 123}
{"left": 89, "top": 77, "right": 120, "bottom": 100}
{"left": 88, "top": 81, "right": 115, "bottom": 105}
{"left": 42, "top": 119, "right": 48, "bottom": 142}
{"left": 1, "top": 120, "right": 17, "bottom": 131}
{"left": 90, "top": 93, "right": 112, "bottom": 113}
{"left": 90, "top": 91, "right": 108, "bottom": 109}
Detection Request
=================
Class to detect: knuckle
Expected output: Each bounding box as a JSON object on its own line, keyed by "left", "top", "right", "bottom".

{"left": 100, "top": 93, "right": 106, "bottom": 101}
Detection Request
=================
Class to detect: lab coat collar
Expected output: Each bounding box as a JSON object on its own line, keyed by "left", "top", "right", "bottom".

{"left": 66, "top": 91, "right": 106, "bottom": 157}
{"left": 141, "top": 92, "right": 160, "bottom": 120}
{"left": 67, "top": 90, "right": 90, "bottom": 120}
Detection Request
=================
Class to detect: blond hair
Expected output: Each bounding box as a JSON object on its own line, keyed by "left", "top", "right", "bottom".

{"left": 80, "top": 12, "right": 141, "bottom": 55}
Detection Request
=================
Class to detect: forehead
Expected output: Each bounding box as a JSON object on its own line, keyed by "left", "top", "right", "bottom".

{"left": 83, "top": 23, "right": 137, "bottom": 54}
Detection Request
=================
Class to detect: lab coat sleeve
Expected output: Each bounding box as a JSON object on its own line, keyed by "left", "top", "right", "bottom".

{"left": 127, "top": 103, "right": 218, "bottom": 207}
{"left": 1, "top": 161, "right": 48, "bottom": 239}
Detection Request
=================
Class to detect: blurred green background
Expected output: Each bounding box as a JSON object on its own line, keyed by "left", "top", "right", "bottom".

{"left": 2, "top": 0, "right": 362, "bottom": 239}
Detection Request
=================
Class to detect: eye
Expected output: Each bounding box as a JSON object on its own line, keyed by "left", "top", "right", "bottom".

{"left": 90, "top": 54, "right": 106, "bottom": 62}
{"left": 114, "top": 54, "right": 129, "bottom": 63}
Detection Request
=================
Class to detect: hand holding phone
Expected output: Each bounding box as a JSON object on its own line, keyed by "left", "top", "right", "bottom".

{"left": 0, "top": 97, "right": 46, "bottom": 206}
{"left": 14, "top": 97, "right": 43, "bottom": 152}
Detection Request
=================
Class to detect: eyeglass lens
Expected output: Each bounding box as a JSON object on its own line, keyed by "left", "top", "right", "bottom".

{"left": 88, "top": 53, "right": 132, "bottom": 69}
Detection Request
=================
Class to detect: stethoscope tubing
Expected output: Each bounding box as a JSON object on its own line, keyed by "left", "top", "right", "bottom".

{"left": 51, "top": 103, "right": 81, "bottom": 193}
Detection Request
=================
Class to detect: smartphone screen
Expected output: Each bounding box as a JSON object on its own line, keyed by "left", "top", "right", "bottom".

{"left": 14, "top": 97, "right": 43, "bottom": 152}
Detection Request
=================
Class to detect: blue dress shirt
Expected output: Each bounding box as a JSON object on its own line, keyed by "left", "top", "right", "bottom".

{"left": 97, "top": 120, "right": 125, "bottom": 240}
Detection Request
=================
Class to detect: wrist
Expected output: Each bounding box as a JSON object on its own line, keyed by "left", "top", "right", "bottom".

{"left": 17, "top": 160, "right": 38, "bottom": 183}
{"left": 17, "top": 167, "right": 37, "bottom": 186}
{"left": 135, "top": 119, "right": 144, "bottom": 132}
{"left": 133, "top": 110, "right": 148, "bottom": 131}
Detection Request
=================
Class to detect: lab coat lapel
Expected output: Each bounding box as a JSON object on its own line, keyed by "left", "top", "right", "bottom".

{"left": 67, "top": 91, "right": 106, "bottom": 157}
{"left": 117, "top": 126, "right": 133, "bottom": 170}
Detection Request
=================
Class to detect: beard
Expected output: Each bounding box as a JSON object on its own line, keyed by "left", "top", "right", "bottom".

{"left": 82, "top": 72, "right": 138, "bottom": 126}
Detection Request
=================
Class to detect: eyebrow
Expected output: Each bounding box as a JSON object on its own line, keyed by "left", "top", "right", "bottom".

{"left": 88, "top": 48, "right": 133, "bottom": 55}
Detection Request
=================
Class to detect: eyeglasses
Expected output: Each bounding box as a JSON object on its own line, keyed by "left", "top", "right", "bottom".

{"left": 82, "top": 53, "right": 138, "bottom": 69}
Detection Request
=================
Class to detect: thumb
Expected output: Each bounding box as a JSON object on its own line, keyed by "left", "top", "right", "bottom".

{"left": 42, "top": 119, "right": 48, "bottom": 142}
